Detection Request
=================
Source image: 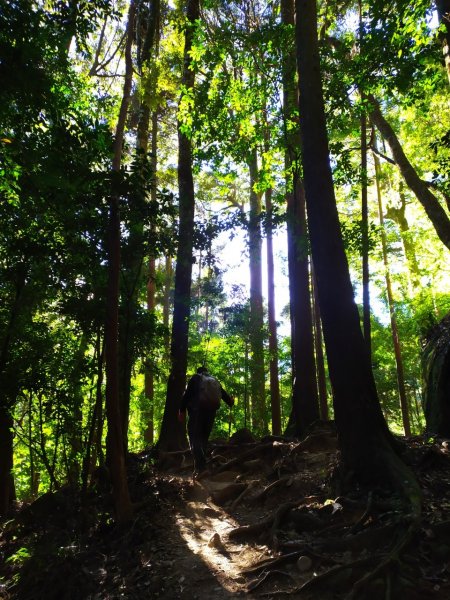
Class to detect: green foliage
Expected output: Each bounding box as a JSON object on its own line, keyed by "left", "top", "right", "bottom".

{"left": 2, "top": 0, "right": 449, "bottom": 504}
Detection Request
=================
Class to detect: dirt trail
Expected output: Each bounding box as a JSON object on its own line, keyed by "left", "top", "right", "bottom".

{"left": 157, "top": 431, "right": 336, "bottom": 599}
{"left": 2, "top": 430, "right": 450, "bottom": 599}
{"left": 171, "top": 470, "right": 279, "bottom": 598}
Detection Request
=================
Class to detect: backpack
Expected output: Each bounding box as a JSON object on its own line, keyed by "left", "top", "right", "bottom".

{"left": 198, "top": 374, "right": 222, "bottom": 410}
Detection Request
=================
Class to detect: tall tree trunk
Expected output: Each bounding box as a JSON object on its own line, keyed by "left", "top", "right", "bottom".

{"left": 436, "top": 0, "right": 450, "bottom": 85}
{"left": 82, "top": 331, "right": 104, "bottom": 495}
{"left": 0, "top": 272, "right": 26, "bottom": 515}
{"left": 143, "top": 110, "right": 159, "bottom": 444}
{"left": 118, "top": 0, "right": 161, "bottom": 452}
{"left": 295, "top": 0, "right": 419, "bottom": 500}
{"left": 369, "top": 95, "right": 450, "bottom": 251}
{"left": 67, "top": 332, "right": 89, "bottom": 487}
{"left": 265, "top": 187, "right": 282, "bottom": 436}
{"left": 104, "top": 0, "right": 135, "bottom": 524}
{"left": 361, "top": 113, "right": 371, "bottom": 358}
{"left": 158, "top": 0, "right": 199, "bottom": 452}
{"left": 281, "top": 0, "right": 319, "bottom": 436}
{"left": 248, "top": 150, "right": 267, "bottom": 434}
{"left": 0, "top": 405, "right": 14, "bottom": 516}
{"left": 373, "top": 149, "right": 412, "bottom": 437}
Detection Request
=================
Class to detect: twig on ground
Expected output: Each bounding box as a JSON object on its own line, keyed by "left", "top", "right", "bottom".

{"left": 246, "top": 569, "right": 295, "bottom": 592}
{"left": 350, "top": 491, "right": 373, "bottom": 534}
{"left": 230, "top": 480, "right": 258, "bottom": 511}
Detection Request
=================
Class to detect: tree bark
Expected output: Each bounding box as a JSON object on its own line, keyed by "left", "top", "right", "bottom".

{"left": 143, "top": 112, "right": 159, "bottom": 445}
{"left": 0, "top": 405, "right": 14, "bottom": 516}
{"left": 248, "top": 150, "right": 267, "bottom": 434}
{"left": 158, "top": 0, "right": 199, "bottom": 452}
{"left": 295, "top": 0, "right": 417, "bottom": 490}
{"left": 104, "top": 0, "right": 135, "bottom": 524}
{"left": 369, "top": 95, "right": 450, "bottom": 251}
{"left": 281, "top": 0, "right": 319, "bottom": 436}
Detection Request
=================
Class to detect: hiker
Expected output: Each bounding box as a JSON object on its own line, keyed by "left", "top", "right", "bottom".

{"left": 178, "top": 366, "right": 234, "bottom": 476}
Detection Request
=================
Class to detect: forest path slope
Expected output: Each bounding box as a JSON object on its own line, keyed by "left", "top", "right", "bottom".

{"left": 2, "top": 428, "right": 450, "bottom": 599}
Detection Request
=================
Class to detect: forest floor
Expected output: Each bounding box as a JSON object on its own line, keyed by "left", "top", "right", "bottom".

{"left": 2, "top": 424, "right": 450, "bottom": 599}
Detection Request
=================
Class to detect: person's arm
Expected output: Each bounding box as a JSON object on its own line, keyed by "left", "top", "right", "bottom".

{"left": 221, "top": 386, "right": 234, "bottom": 407}
{"left": 180, "top": 374, "right": 199, "bottom": 412}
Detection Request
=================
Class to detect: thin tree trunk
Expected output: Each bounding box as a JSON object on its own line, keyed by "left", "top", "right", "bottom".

{"left": 369, "top": 95, "right": 450, "bottom": 251}
{"left": 158, "top": 0, "right": 199, "bottom": 452}
{"left": 361, "top": 113, "right": 371, "bottom": 358}
{"left": 265, "top": 187, "right": 281, "bottom": 435}
{"left": 373, "top": 149, "right": 412, "bottom": 437}
{"left": 281, "top": 0, "right": 319, "bottom": 436}
{"left": 312, "top": 265, "right": 329, "bottom": 421}
{"left": 248, "top": 150, "right": 267, "bottom": 434}
{"left": 143, "top": 111, "right": 159, "bottom": 445}
{"left": 163, "top": 255, "right": 173, "bottom": 357}
{"left": 104, "top": 0, "right": 135, "bottom": 524}
{"left": 67, "top": 332, "right": 89, "bottom": 486}
{"left": 82, "top": 332, "right": 104, "bottom": 495}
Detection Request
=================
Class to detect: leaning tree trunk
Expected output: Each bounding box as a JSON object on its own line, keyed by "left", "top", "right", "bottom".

{"left": 295, "top": 0, "right": 419, "bottom": 502}
{"left": 104, "top": 0, "right": 135, "bottom": 524}
{"left": 158, "top": 0, "right": 199, "bottom": 452}
{"left": 282, "top": 0, "right": 319, "bottom": 436}
{"left": 248, "top": 149, "right": 267, "bottom": 434}
{"left": 369, "top": 95, "right": 450, "bottom": 251}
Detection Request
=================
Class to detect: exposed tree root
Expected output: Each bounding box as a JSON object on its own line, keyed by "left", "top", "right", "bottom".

{"left": 215, "top": 441, "right": 280, "bottom": 474}
{"left": 228, "top": 501, "right": 299, "bottom": 541}
{"left": 346, "top": 515, "right": 420, "bottom": 599}
{"left": 240, "top": 551, "right": 304, "bottom": 574}
{"left": 250, "top": 475, "right": 291, "bottom": 503}
{"left": 288, "top": 432, "right": 337, "bottom": 455}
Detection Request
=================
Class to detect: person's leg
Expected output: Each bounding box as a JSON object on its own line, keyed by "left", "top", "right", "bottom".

{"left": 187, "top": 409, "right": 204, "bottom": 474}
{"left": 199, "top": 409, "right": 216, "bottom": 468}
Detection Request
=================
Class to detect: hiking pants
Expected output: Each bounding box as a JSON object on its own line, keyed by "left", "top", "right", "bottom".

{"left": 187, "top": 407, "right": 216, "bottom": 473}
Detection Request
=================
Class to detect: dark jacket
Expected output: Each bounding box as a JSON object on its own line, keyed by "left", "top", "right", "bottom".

{"left": 180, "top": 373, "right": 233, "bottom": 412}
